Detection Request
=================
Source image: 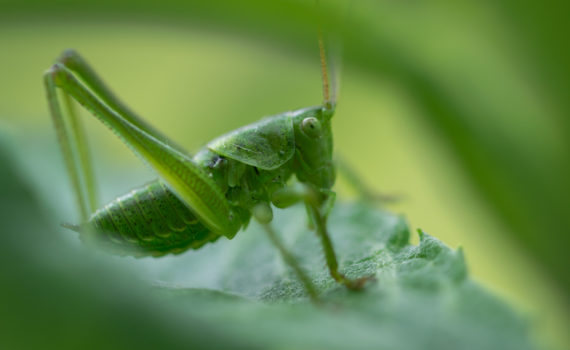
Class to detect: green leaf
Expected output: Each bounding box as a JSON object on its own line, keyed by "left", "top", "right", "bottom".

{"left": 0, "top": 139, "right": 538, "bottom": 350}
{"left": 150, "top": 204, "right": 534, "bottom": 350}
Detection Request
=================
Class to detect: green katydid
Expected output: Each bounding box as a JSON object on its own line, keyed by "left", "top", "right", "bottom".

{"left": 44, "top": 34, "right": 372, "bottom": 302}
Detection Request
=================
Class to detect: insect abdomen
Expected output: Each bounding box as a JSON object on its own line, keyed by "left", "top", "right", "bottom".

{"left": 88, "top": 180, "right": 220, "bottom": 257}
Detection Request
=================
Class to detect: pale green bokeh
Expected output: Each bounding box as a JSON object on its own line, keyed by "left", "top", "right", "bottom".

{"left": 0, "top": 20, "right": 567, "bottom": 348}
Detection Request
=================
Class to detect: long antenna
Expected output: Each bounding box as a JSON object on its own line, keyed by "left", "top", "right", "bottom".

{"left": 318, "top": 29, "right": 332, "bottom": 109}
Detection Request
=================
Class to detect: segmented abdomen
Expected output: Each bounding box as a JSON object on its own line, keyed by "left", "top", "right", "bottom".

{"left": 88, "top": 180, "right": 220, "bottom": 257}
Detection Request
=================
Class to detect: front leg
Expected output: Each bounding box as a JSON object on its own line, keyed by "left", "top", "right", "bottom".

{"left": 272, "top": 184, "right": 373, "bottom": 290}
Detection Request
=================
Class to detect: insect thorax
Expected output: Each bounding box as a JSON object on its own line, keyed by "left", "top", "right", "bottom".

{"left": 194, "top": 148, "right": 295, "bottom": 227}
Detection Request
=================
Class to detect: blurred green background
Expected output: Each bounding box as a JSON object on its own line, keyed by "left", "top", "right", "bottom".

{"left": 1, "top": 0, "right": 568, "bottom": 348}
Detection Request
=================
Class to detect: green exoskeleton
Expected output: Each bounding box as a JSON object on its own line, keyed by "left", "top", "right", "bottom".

{"left": 44, "top": 35, "right": 370, "bottom": 301}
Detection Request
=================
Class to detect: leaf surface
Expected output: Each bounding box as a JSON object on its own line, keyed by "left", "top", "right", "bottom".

{"left": 0, "top": 139, "right": 538, "bottom": 350}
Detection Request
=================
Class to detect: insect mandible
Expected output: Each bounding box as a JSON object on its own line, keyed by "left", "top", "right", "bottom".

{"left": 44, "top": 33, "right": 372, "bottom": 302}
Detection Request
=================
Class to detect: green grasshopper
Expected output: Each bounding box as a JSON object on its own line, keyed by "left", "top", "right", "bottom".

{"left": 44, "top": 35, "right": 370, "bottom": 301}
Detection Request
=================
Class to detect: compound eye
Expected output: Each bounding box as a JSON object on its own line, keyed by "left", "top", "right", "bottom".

{"left": 301, "top": 117, "right": 322, "bottom": 138}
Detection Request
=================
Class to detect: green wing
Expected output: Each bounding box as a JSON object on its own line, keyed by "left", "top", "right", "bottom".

{"left": 207, "top": 112, "right": 295, "bottom": 170}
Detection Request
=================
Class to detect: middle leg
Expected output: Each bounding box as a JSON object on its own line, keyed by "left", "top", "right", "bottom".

{"left": 252, "top": 203, "right": 318, "bottom": 302}
{"left": 272, "top": 184, "right": 373, "bottom": 290}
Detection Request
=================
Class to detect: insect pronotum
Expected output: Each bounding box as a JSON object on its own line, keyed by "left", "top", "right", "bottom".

{"left": 44, "top": 31, "right": 372, "bottom": 302}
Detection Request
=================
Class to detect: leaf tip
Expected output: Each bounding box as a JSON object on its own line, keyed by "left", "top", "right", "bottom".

{"left": 417, "top": 228, "right": 425, "bottom": 240}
